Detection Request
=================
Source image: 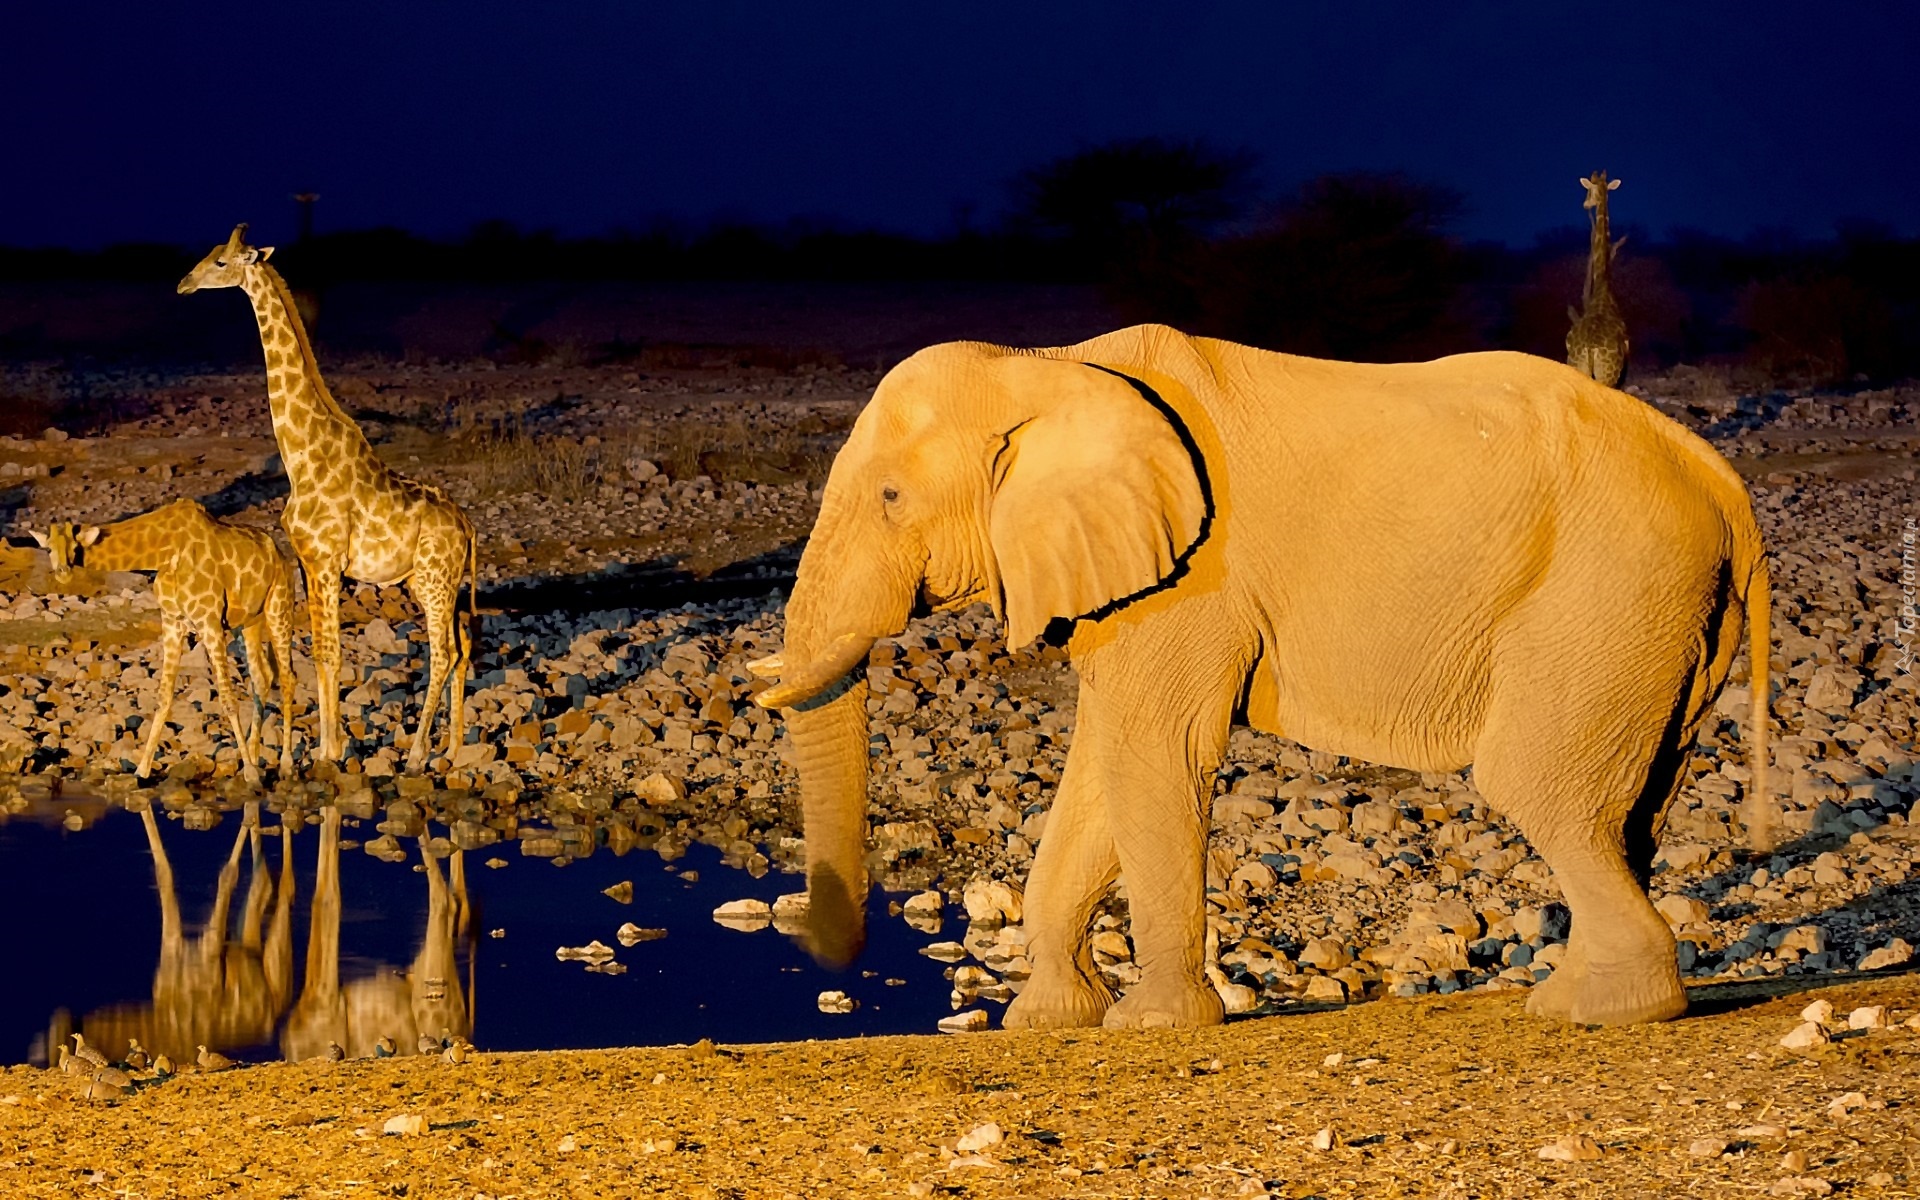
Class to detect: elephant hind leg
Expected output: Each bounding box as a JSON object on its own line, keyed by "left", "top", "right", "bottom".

{"left": 1473, "top": 652, "right": 1713, "bottom": 1026}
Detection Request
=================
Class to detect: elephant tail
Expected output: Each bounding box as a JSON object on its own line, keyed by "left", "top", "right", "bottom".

{"left": 1742, "top": 551, "right": 1773, "bottom": 854}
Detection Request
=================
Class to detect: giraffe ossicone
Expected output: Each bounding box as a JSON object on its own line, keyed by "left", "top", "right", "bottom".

{"left": 179, "top": 224, "right": 478, "bottom": 776}
{"left": 32, "top": 498, "right": 297, "bottom": 785}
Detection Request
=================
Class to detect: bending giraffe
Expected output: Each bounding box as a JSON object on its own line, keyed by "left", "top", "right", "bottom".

{"left": 33, "top": 499, "right": 295, "bottom": 784}
{"left": 1565, "top": 170, "right": 1629, "bottom": 387}
{"left": 179, "top": 225, "right": 478, "bottom": 775}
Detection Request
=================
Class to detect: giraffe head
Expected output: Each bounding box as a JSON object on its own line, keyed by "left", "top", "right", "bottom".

{"left": 29, "top": 522, "right": 100, "bottom": 583}
{"left": 1580, "top": 172, "right": 1621, "bottom": 210}
{"left": 177, "top": 224, "right": 273, "bottom": 295}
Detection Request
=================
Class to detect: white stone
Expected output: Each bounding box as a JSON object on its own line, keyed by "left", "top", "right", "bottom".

{"left": 955, "top": 1122, "right": 1003, "bottom": 1153}
{"left": 816, "top": 990, "right": 857, "bottom": 1014}
{"left": 555, "top": 940, "right": 616, "bottom": 961}
{"left": 382, "top": 1114, "right": 426, "bottom": 1136}
{"left": 1779, "top": 1021, "right": 1831, "bottom": 1051}
{"left": 938, "top": 1010, "right": 989, "bottom": 1034}
{"left": 1310, "top": 1128, "right": 1335, "bottom": 1152}
{"left": 1688, "top": 1137, "right": 1729, "bottom": 1157}
{"left": 1846, "top": 1005, "right": 1887, "bottom": 1031}
{"left": 1654, "top": 894, "right": 1711, "bottom": 929}
{"left": 920, "top": 941, "right": 967, "bottom": 962}
{"left": 1858, "top": 939, "right": 1914, "bottom": 971}
{"left": 1799, "top": 999, "right": 1835, "bottom": 1027}
{"left": 1536, "top": 1134, "right": 1603, "bottom": 1162}
{"left": 712, "top": 899, "right": 772, "bottom": 930}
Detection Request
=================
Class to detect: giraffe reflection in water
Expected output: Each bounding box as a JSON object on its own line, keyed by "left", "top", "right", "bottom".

{"left": 284, "top": 806, "right": 472, "bottom": 1061}
{"left": 63, "top": 804, "right": 471, "bottom": 1065}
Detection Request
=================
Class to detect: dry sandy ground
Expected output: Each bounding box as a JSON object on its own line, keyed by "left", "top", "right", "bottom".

{"left": 3, "top": 972, "right": 1916, "bottom": 1200}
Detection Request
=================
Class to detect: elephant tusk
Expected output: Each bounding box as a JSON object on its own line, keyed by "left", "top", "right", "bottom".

{"left": 745, "top": 653, "right": 784, "bottom": 680}
{"left": 753, "top": 632, "right": 875, "bottom": 709}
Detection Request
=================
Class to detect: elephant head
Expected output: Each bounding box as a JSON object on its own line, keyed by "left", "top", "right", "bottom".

{"left": 753, "top": 343, "right": 1209, "bottom": 965}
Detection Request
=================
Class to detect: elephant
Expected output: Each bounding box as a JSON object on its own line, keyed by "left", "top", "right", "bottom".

{"left": 750, "top": 323, "right": 1770, "bottom": 1029}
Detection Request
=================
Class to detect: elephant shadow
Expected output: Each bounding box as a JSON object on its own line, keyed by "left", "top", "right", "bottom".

{"left": 1653, "top": 782, "right": 1920, "bottom": 1018}
{"left": 194, "top": 457, "right": 290, "bottom": 520}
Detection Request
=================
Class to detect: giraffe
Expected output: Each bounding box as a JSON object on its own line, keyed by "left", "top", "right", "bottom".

{"left": 1566, "top": 170, "right": 1629, "bottom": 387}
{"left": 33, "top": 499, "right": 295, "bottom": 785}
{"left": 178, "top": 225, "right": 477, "bottom": 775}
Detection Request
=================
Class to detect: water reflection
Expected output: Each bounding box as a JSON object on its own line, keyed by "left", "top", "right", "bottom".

{"left": 283, "top": 807, "right": 471, "bottom": 1061}
{"left": 56, "top": 803, "right": 471, "bottom": 1065}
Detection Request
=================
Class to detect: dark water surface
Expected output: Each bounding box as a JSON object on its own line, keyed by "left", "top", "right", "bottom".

{"left": 0, "top": 793, "right": 961, "bottom": 1066}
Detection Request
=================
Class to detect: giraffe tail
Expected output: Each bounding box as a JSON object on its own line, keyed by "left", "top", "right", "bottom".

{"left": 458, "top": 531, "right": 478, "bottom": 675}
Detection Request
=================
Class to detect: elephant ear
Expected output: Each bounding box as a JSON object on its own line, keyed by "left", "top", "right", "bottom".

{"left": 987, "top": 357, "right": 1207, "bottom": 648}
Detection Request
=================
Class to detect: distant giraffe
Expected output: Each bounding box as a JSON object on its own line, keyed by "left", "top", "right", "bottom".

{"left": 1566, "top": 171, "right": 1629, "bottom": 387}
{"left": 33, "top": 499, "right": 295, "bottom": 784}
{"left": 178, "top": 225, "right": 476, "bottom": 775}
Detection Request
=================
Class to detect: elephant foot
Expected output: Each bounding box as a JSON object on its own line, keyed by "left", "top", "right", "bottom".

{"left": 1522, "top": 961, "right": 1581, "bottom": 1022}
{"left": 1003, "top": 968, "right": 1113, "bottom": 1030}
{"left": 1526, "top": 958, "right": 1686, "bottom": 1025}
{"left": 1567, "top": 963, "right": 1687, "bottom": 1025}
{"left": 1104, "top": 976, "right": 1224, "bottom": 1030}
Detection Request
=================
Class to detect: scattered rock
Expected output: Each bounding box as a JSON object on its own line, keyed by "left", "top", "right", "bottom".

{"left": 616, "top": 923, "right": 667, "bottom": 946}
{"left": 713, "top": 898, "right": 773, "bottom": 930}
{"left": 602, "top": 880, "right": 633, "bottom": 904}
{"left": 555, "top": 940, "right": 616, "bottom": 962}
{"left": 1779, "top": 1021, "right": 1831, "bottom": 1052}
{"left": 1536, "top": 1134, "right": 1603, "bottom": 1162}
{"left": 1687, "top": 1137, "right": 1729, "bottom": 1158}
{"left": 955, "top": 1122, "right": 1003, "bottom": 1153}
{"left": 383, "top": 1114, "right": 426, "bottom": 1136}
{"left": 937, "top": 1010, "right": 988, "bottom": 1034}
{"left": 817, "top": 990, "right": 857, "bottom": 1014}
{"left": 1859, "top": 939, "right": 1914, "bottom": 971}
{"left": 1846, "top": 1005, "right": 1887, "bottom": 1031}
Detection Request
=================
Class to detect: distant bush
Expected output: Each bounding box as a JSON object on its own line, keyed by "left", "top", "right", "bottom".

{"left": 1165, "top": 173, "right": 1484, "bottom": 361}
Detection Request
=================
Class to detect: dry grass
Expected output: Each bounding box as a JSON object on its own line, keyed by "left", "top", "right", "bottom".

{"left": 462, "top": 409, "right": 847, "bottom": 498}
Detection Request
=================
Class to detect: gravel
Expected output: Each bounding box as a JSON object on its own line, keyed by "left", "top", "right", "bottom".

{"left": 0, "top": 362, "right": 1915, "bottom": 1038}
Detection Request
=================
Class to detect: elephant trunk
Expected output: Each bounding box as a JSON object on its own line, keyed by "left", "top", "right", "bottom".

{"left": 752, "top": 545, "right": 912, "bottom": 966}
{"left": 780, "top": 674, "right": 873, "bottom": 967}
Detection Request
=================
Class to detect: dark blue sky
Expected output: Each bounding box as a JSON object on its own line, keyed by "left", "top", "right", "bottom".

{"left": 5, "top": 2, "right": 1914, "bottom": 250}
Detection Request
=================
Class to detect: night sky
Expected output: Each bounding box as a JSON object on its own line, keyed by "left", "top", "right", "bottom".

{"left": 6, "top": 1, "right": 1914, "bottom": 250}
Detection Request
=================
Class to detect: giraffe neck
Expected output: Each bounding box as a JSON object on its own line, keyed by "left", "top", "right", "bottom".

{"left": 1584, "top": 192, "right": 1615, "bottom": 309}
{"left": 83, "top": 502, "right": 200, "bottom": 573}
{"left": 238, "top": 264, "right": 375, "bottom": 480}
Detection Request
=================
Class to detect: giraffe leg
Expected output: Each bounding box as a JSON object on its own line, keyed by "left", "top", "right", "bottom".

{"left": 305, "top": 564, "right": 347, "bottom": 763}
{"left": 404, "top": 569, "right": 457, "bottom": 775}
{"left": 240, "top": 624, "right": 269, "bottom": 770}
{"left": 136, "top": 617, "right": 187, "bottom": 781}
{"left": 202, "top": 622, "right": 262, "bottom": 787}
{"left": 266, "top": 573, "right": 298, "bottom": 775}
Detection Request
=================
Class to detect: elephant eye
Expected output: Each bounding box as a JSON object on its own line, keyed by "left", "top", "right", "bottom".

{"left": 881, "top": 486, "right": 899, "bottom": 503}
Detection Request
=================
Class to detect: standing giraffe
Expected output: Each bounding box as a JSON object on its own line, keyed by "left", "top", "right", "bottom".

{"left": 32, "top": 499, "right": 295, "bottom": 784}
{"left": 1565, "top": 170, "right": 1629, "bottom": 387}
{"left": 178, "top": 225, "right": 476, "bottom": 775}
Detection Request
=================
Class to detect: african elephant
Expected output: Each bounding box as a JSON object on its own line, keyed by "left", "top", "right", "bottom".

{"left": 751, "top": 323, "right": 1770, "bottom": 1029}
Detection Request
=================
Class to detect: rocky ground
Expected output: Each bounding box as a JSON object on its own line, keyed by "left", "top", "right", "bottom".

{"left": 3, "top": 972, "right": 1917, "bottom": 1198}
{"left": 0, "top": 358, "right": 1915, "bottom": 1193}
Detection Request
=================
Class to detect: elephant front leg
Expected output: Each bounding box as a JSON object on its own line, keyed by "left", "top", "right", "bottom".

{"left": 1085, "top": 647, "right": 1237, "bottom": 1031}
{"left": 1003, "top": 736, "right": 1118, "bottom": 1030}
